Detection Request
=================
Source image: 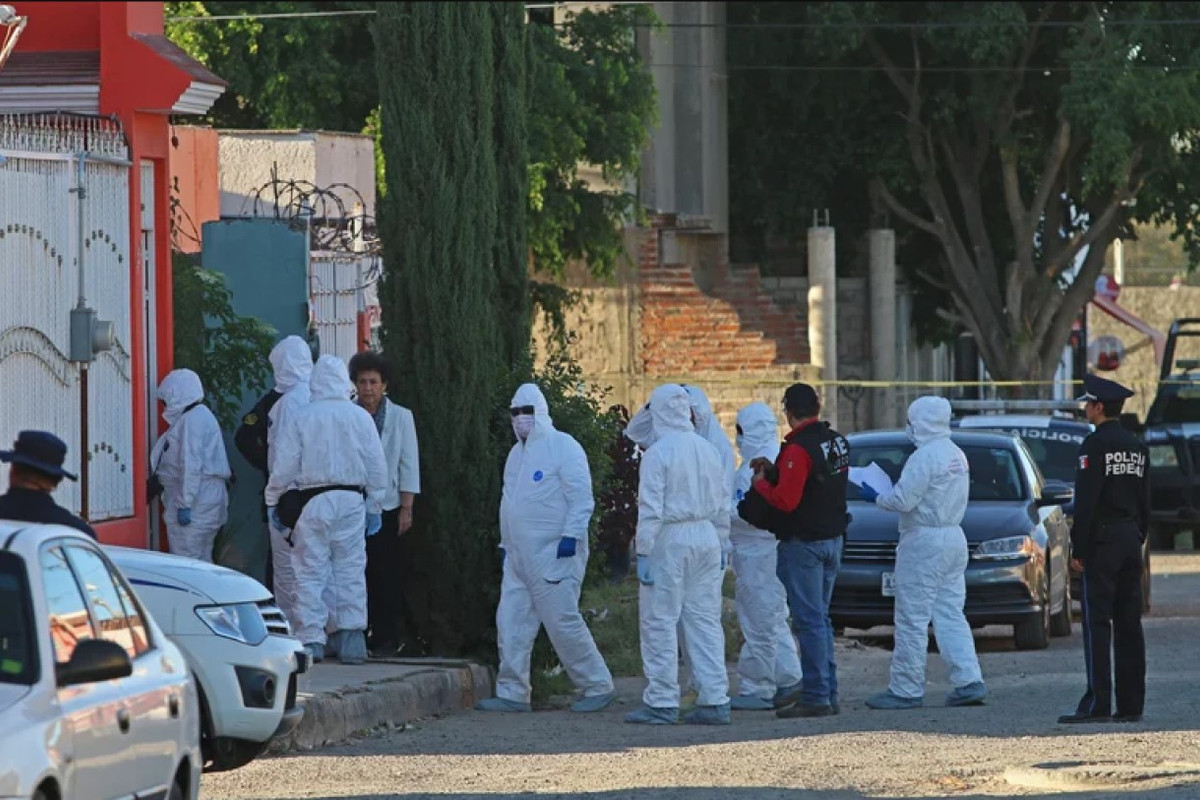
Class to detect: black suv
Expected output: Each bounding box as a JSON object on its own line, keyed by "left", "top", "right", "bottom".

{"left": 1142, "top": 318, "right": 1200, "bottom": 551}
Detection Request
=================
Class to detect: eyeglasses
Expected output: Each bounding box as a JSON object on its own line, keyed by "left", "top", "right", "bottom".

{"left": 510, "top": 405, "right": 536, "bottom": 417}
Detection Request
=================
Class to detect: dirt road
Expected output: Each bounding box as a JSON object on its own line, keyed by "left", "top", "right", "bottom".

{"left": 202, "top": 553, "right": 1200, "bottom": 799}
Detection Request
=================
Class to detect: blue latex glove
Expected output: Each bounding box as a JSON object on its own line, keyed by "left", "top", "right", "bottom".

{"left": 268, "top": 506, "right": 281, "bottom": 530}
{"left": 365, "top": 512, "right": 382, "bottom": 537}
{"left": 636, "top": 554, "right": 654, "bottom": 586}
{"left": 859, "top": 484, "right": 879, "bottom": 503}
{"left": 556, "top": 536, "right": 577, "bottom": 559}
{"left": 177, "top": 507, "right": 192, "bottom": 526}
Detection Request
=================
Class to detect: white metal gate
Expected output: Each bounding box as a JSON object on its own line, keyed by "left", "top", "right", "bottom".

{"left": 0, "top": 114, "right": 134, "bottom": 521}
{"left": 310, "top": 251, "right": 379, "bottom": 363}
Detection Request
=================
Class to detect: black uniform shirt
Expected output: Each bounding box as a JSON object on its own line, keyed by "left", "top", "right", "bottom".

{"left": 1071, "top": 419, "right": 1149, "bottom": 560}
{"left": 0, "top": 487, "right": 97, "bottom": 539}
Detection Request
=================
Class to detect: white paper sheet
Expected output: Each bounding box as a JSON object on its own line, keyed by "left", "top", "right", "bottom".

{"left": 849, "top": 462, "right": 894, "bottom": 497}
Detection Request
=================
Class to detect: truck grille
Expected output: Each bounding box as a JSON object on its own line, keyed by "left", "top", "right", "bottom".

{"left": 258, "top": 599, "right": 292, "bottom": 637}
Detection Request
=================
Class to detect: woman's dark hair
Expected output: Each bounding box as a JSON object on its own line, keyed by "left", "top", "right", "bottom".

{"left": 348, "top": 350, "right": 392, "bottom": 384}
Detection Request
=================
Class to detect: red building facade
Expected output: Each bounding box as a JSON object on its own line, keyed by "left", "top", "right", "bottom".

{"left": 0, "top": 2, "right": 223, "bottom": 546}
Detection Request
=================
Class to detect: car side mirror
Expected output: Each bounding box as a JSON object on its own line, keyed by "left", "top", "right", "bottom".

{"left": 1036, "top": 482, "right": 1074, "bottom": 508}
{"left": 56, "top": 638, "right": 133, "bottom": 688}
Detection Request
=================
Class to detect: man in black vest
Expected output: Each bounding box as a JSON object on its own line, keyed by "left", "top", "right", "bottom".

{"left": 739, "top": 383, "right": 849, "bottom": 718}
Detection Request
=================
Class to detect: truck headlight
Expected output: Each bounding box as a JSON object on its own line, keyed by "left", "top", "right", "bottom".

{"left": 195, "top": 603, "right": 268, "bottom": 646}
{"left": 973, "top": 535, "right": 1037, "bottom": 561}
{"left": 1149, "top": 445, "right": 1178, "bottom": 468}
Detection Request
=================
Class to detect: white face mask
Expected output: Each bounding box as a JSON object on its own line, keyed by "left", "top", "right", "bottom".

{"left": 905, "top": 422, "right": 916, "bottom": 443}
{"left": 513, "top": 414, "right": 535, "bottom": 440}
{"left": 736, "top": 434, "right": 745, "bottom": 453}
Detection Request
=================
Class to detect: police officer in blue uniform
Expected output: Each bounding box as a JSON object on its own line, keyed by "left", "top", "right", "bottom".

{"left": 1058, "top": 374, "right": 1148, "bottom": 724}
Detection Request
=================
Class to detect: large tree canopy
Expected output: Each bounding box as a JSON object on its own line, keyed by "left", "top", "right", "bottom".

{"left": 731, "top": 2, "right": 1200, "bottom": 382}
{"left": 165, "top": 2, "right": 656, "bottom": 284}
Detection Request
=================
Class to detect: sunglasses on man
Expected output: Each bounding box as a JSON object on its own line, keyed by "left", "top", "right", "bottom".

{"left": 510, "top": 405, "right": 536, "bottom": 417}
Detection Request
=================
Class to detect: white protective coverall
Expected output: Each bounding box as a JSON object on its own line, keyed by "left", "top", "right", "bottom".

{"left": 496, "top": 384, "right": 614, "bottom": 704}
{"left": 636, "top": 383, "right": 730, "bottom": 709}
{"left": 874, "top": 395, "right": 984, "bottom": 699}
{"left": 265, "top": 355, "right": 388, "bottom": 647}
{"left": 731, "top": 402, "right": 803, "bottom": 700}
{"left": 151, "top": 369, "right": 231, "bottom": 562}
{"left": 265, "top": 336, "right": 312, "bottom": 629}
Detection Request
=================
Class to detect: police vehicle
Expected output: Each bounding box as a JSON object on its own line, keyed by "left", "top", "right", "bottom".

{"left": 951, "top": 401, "right": 1151, "bottom": 612}
{"left": 1141, "top": 318, "right": 1200, "bottom": 553}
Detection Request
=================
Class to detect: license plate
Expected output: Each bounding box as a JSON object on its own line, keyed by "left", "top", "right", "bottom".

{"left": 882, "top": 572, "right": 896, "bottom": 597}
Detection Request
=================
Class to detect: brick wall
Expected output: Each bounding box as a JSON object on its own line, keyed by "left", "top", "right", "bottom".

{"left": 637, "top": 217, "right": 810, "bottom": 375}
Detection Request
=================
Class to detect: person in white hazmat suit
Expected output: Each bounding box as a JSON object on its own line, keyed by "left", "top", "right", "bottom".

{"left": 476, "top": 383, "right": 616, "bottom": 713}
{"left": 265, "top": 354, "right": 388, "bottom": 665}
{"left": 858, "top": 396, "right": 988, "bottom": 709}
{"left": 729, "top": 402, "right": 804, "bottom": 710}
{"left": 264, "top": 336, "right": 312, "bottom": 632}
{"left": 150, "top": 369, "right": 231, "bottom": 562}
{"left": 626, "top": 384, "right": 735, "bottom": 704}
{"left": 627, "top": 383, "right": 731, "bottom": 725}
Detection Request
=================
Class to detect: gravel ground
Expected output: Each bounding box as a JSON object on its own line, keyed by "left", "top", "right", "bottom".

{"left": 202, "top": 553, "right": 1200, "bottom": 800}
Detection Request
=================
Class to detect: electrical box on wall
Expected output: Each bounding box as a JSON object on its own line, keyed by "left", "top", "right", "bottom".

{"left": 69, "top": 306, "right": 115, "bottom": 363}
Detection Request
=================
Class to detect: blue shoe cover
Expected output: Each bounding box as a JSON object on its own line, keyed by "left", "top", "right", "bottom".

{"left": 684, "top": 702, "right": 732, "bottom": 725}
{"left": 337, "top": 630, "right": 367, "bottom": 665}
{"left": 625, "top": 705, "right": 678, "bottom": 724}
{"left": 324, "top": 630, "right": 342, "bottom": 659}
{"left": 731, "top": 694, "right": 774, "bottom": 711}
{"left": 772, "top": 681, "right": 804, "bottom": 709}
{"left": 304, "top": 642, "right": 324, "bottom": 664}
{"left": 571, "top": 692, "right": 616, "bottom": 713}
{"left": 475, "top": 697, "right": 532, "bottom": 713}
{"left": 946, "top": 681, "right": 987, "bottom": 707}
{"left": 866, "top": 690, "right": 924, "bottom": 710}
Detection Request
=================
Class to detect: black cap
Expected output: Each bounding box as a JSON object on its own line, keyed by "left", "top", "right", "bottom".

{"left": 1076, "top": 373, "right": 1135, "bottom": 403}
{"left": 0, "top": 430, "right": 77, "bottom": 481}
{"left": 783, "top": 382, "right": 820, "bottom": 417}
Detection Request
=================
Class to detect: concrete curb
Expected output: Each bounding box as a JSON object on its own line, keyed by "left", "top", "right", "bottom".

{"left": 275, "top": 664, "right": 494, "bottom": 752}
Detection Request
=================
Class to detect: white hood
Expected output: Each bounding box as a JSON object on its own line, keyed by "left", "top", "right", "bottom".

{"left": 510, "top": 383, "right": 554, "bottom": 440}
{"left": 270, "top": 336, "right": 313, "bottom": 394}
{"left": 648, "top": 384, "right": 693, "bottom": 439}
{"left": 309, "top": 355, "right": 353, "bottom": 402}
{"left": 104, "top": 546, "right": 269, "bottom": 605}
{"left": 736, "top": 402, "right": 778, "bottom": 463}
{"left": 908, "top": 395, "right": 953, "bottom": 447}
{"left": 157, "top": 369, "right": 204, "bottom": 426}
{"left": 683, "top": 385, "right": 716, "bottom": 437}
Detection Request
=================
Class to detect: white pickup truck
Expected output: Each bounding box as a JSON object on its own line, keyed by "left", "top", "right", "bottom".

{"left": 106, "top": 546, "right": 308, "bottom": 772}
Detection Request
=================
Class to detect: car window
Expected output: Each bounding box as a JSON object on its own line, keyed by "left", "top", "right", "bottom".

{"left": 64, "top": 545, "right": 150, "bottom": 660}
{"left": 40, "top": 546, "right": 97, "bottom": 664}
{"left": 847, "top": 443, "right": 1025, "bottom": 501}
{"left": 0, "top": 552, "right": 36, "bottom": 685}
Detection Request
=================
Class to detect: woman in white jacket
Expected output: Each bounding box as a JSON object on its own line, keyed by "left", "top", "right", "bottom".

{"left": 349, "top": 351, "right": 421, "bottom": 656}
{"left": 150, "top": 369, "right": 231, "bottom": 562}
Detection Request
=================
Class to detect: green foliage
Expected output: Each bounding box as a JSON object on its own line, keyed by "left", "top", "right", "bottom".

{"left": 526, "top": 6, "right": 660, "bottom": 280}
{"left": 171, "top": 252, "right": 276, "bottom": 429}
{"left": 165, "top": 1, "right": 377, "bottom": 131}
{"left": 167, "top": 3, "right": 657, "bottom": 288}
{"left": 730, "top": 2, "right": 1200, "bottom": 380}
{"left": 374, "top": 2, "right": 526, "bottom": 658}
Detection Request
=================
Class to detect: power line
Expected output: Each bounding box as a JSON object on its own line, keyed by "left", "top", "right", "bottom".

{"left": 645, "top": 62, "right": 1200, "bottom": 73}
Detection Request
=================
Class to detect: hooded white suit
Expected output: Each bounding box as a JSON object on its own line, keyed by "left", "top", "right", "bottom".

{"left": 731, "top": 402, "right": 803, "bottom": 701}
{"left": 265, "top": 336, "right": 313, "bottom": 629}
{"left": 873, "top": 396, "right": 984, "bottom": 699}
{"left": 151, "top": 369, "right": 230, "bottom": 562}
{"left": 265, "top": 355, "right": 388, "bottom": 648}
{"left": 495, "top": 384, "right": 614, "bottom": 704}
{"left": 636, "top": 383, "right": 730, "bottom": 710}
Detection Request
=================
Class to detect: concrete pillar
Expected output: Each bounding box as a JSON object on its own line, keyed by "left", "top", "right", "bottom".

{"left": 808, "top": 219, "right": 837, "bottom": 428}
{"left": 869, "top": 229, "right": 897, "bottom": 428}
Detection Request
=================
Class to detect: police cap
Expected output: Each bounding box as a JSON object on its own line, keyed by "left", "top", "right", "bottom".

{"left": 1076, "top": 373, "right": 1134, "bottom": 403}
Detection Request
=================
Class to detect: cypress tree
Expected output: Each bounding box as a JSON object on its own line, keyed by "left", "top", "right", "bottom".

{"left": 374, "top": 2, "right": 523, "bottom": 655}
